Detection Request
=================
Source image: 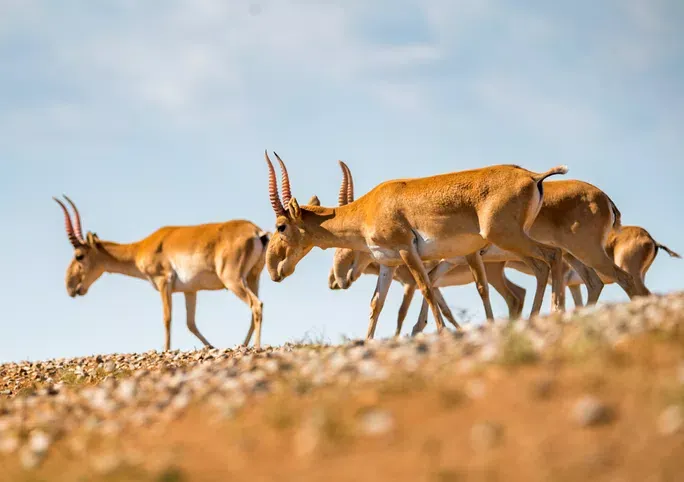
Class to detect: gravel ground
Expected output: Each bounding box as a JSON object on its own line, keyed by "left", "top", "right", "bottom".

{"left": 1, "top": 291, "right": 683, "bottom": 477}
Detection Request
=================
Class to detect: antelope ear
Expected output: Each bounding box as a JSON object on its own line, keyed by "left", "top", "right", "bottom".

{"left": 307, "top": 195, "right": 320, "bottom": 206}
{"left": 86, "top": 232, "right": 101, "bottom": 247}
{"left": 288, "top": 197, "right": 302, "bottom": 220}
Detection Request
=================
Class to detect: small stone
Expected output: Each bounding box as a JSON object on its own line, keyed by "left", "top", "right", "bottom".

{"left": 103, "top": 361, "right": 116, "bottom": 373}
{"left": 357, "top": 360, "right": 388, "bottom": 381}
{"left": 361, "top": 349, "right": 375, "bottom": 360}
{"left": 359, "top": 409, "right": 394, "bottom": 436}
{"left": 0, "top": 434, "right": 19, "bottom": 454}
{"left": 91, "top": 453, "right": 122, "bottom": 474}
{"left": 470, "top": 422, "right": 504, "bottom": 450}
{"left": 465, "top": 379, "right": 486, "bottom": 399}
{"left": 252, "top": 379, "right": 270, "bottom": 394}
{"left": 19, "top": 447, "right": 43, "bottom": 469}
{"left": 457, "top": 358, "right": 475, "bottom": 374}
{"left": 657, "top": 405, "right": 683, "bottom": 435}
{"left": 478, "top": 342, "right": 499, "bottom": 362}
{"left": 327, "top": 353, "right": 348, "bottom": 372}
{"left": 170, "top": 391, "right": 192, "bottom": 411}
{"left": 415, "top": 342, "right": 429, "bottom": 354}
{"left": 116, "top": 379, "right": 138, "bottom": 402}
{"left": 294, "top": 409, "right": 326, "bottom": 457}
{"left": 262, "top": 359, "right": 280, "bottom": 374}
{"left": 531, "top": 377, "right": 555, "bottom": 400}
{"left": 573, "top": 396, "right": 614, "bottom": 427}
{"left": 28, "top": 430, "right": 50, "bottom": 455}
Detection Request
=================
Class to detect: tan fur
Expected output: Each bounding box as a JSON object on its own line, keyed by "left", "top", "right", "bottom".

{"left": 54, "top": 197, "right": 269, "bottom": 351}
{"left": 327, "top": 165, "right": 525, "bottom": 335}
{"left": 510, "top": 225, "right": 680, "bottom": 308}
{"left": 264, "top": 151, "right": 568, "bottom": 339}
{"left": 331, "top": 261, "right": 526, "bottom": 336}
{"left": 467, "top": 180, "right": 643, "bottom": 307}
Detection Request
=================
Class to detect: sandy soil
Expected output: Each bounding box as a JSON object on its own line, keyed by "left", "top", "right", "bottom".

{"left": 1, "top": 294, "right": 684, "bottom": 482}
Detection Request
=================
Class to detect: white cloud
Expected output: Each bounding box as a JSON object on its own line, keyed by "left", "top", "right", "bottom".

{"left": 0, "top": 0, "right": 450, "bottom": 130}
{"left": 0, "top": 0, "right": 681, "bottom": 140}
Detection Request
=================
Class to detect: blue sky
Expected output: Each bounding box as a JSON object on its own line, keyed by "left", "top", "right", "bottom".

{"left": 1, "top": 0, "right": 682, "bottom": 363}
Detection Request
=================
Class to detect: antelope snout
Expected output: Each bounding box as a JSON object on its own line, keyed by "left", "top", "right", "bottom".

{"left": 68, "top": 284, "right": 86, "bottom": 297}
{"left": 337, "top": 279, "right": 350, "bottom": 290}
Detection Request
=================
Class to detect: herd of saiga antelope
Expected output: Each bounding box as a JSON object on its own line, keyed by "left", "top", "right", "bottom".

{"left": 53, "top": 152, "right": 681, "bottom": 352}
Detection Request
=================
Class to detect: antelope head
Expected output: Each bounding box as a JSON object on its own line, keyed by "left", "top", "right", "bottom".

{"left": 329, "top": 161, "right": 373, "bottom": 290}
{"left": 53, "top": 196, "right": 106, "bottom": 297}
{"left": 264, "top": 150, "right": 322, "bottom": 282}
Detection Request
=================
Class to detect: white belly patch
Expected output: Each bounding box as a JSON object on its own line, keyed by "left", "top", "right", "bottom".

{"left": 169, "top": 254, "right": 222, "bottom": 290}
{"left": 481, "top": 245, "right": 519, "bottom": 262}
{"left": 368, "top": 246, "right": 401, "bottom": 264}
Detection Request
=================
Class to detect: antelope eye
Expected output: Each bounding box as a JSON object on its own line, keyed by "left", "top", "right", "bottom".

{"left": 277, "top": 225, "right": 286, "bottom": 233}
{"left": 75, "top": 253, "right": 85, "bottom": 261}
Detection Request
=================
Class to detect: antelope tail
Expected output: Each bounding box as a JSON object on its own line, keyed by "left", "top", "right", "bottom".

{"left": 656, "top": 242, "right": 681, "bottom": 259}
{"left": 258, "top": 231, "right": 271, "bottom": 246}
{"left": 532, "top": 165, "right": 569, "bottom": 183}
{"left": 607, "top": 196, "right": 622, "bottom": 230}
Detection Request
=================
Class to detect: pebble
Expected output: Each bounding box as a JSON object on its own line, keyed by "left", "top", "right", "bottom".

{"left": 415, "top": 342, "right": 429, "bottom": 354}
{"left": 657, "top": 405, "right": 683, "bottom": 435}
{"left": 478, "top": 343, "right": 499, "bottom": 363}
{"left": 91, "top": 453, "right": 123, "bottom": 475}
{"left": 359, "top": 409, "right": 395, "bottom": 436}
{"left": 357, "top": 360, "right": 389, "bottom": 381}
{"left": 465, "top": 379, "right": 487, "bottom": 400}
{"left": 470, "top": 421, "right": 504, "bottom": 450}
{"left": 28, "top": 430, "right": 51, "bottom": 456}
{"left": 531, "top": 377, "right": 555, "bottom": 400}
{"left": 0, "top": 435, "right": 19, "bottom": 454}
{"left": 116, "top": 379, "right": 138, "bottom": 402}
{"left": 0, "top": 291, "right": 678, "bottom": 470}
{"left": 572, "top": 396, "right": 614, "bottom": 427}
{"left": 19, "top": 447, "right": 43, "bottom": 469}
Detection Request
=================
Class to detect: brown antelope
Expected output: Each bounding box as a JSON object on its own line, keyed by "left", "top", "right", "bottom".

{"left": 409, "top": 180, "right": 650, "bottom": 335}
{"left": 507, "top": 225, "right": 681, "bottom": 308}
{"left": 53, "top": 195, "right": 270, "bottom": 351}
{"left": 330, "top": 261, "right": 527, "bottom": 336}
{"left": 327, "top": 172, "right": 647, "bottom": 335}
{"left": 263, "top": 150, "right": 569, "bottom": 340}
{"left": 327, "top": 162, "right": 527, "bottom": 336}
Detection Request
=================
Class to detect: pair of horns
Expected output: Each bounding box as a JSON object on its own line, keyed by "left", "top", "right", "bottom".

{"left": 53, "top": 195, "right": 84, "bottom": 248}
{"left": 338, "top": 161, "right": 354, "bottom": 206}
{"left": 265, "top": 150, "right": 292, "bottom": 217}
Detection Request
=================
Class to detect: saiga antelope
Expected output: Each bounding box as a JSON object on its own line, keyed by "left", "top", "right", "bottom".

{"left": 408, "top": 179, "right": 647, "bottom": 335}
{"left": 507, "top": 225, "right": 681, "bottom": 308}
{"left": 263, "top": 150, "right": 568, "bottom": 340}
{"left": 53, "top": 196, "right": 269, "bottom": 351}
{"left": 327, "top": 162, "right": 526, "bottom": 336}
